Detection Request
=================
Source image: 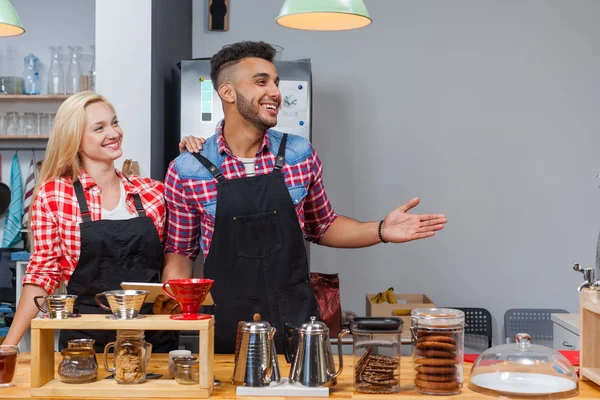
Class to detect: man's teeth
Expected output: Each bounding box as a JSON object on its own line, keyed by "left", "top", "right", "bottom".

{"left": 262, "top": 104, "right": 276, "bottom": 110}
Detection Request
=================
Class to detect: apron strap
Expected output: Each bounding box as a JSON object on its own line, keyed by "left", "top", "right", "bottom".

{"left": 274, "top": 134, "right": 288, "bottom": 170}
{"left": 73, "top": 180, "right": 92, "bottom": 222}
{"left": 192, "top": 153, "right": 226, "bottom": 182}
{"left": 132, "top": 193, "right": 146, "bottom": 216}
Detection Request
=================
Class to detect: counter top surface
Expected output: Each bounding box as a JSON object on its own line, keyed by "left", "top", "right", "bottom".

{"left": 3, "top": 353, "right": 597, "bottom": 399}
{"left": 551, "top": 313, "right": 580, "bottom": 335}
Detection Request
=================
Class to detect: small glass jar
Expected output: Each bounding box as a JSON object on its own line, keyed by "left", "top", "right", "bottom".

{"left": 169, "top": 354, "right": 197, "bottom": 379}
{"left": 103, "top": 330, "right": 147, "bottom": 384}
{"left": 410, "top": 308, "right": 465, "bottom": 395}
{"left": 175, "top": 360, "right": 199, "bottom": 385}
{"left": 58, "top": 348, "right": 98, "bottom": 384}
{"left": 347, "top": 317, "right": 403, "bottom": 394}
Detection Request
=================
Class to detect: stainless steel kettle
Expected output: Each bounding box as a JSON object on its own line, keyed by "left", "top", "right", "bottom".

{"left": 232, "top": 316, "right": 281, "bottom": 387}
{"left": 285, "top": 316, "right": 348, "bottom": 387}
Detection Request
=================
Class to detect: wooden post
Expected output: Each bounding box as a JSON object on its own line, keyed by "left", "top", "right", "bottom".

{"left": 30, "top": 328, "right": 55, "bottom": 388}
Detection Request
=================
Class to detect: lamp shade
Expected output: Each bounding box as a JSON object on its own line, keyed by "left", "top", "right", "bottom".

{"left": 276, "top": 0, "right": 371, "bottom": 31}
{"left": 0, "top": 0, "right": 24, "bottom": 37}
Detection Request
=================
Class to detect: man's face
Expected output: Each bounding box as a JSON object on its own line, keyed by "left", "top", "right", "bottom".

{"left": 231, "top": 57, "right": 281, "bottom": 131}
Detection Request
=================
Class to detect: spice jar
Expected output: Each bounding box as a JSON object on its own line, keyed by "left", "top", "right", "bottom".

{"left": 168, "top": 350, "right": 191, "bottom": 378}
{"left": 410, "top": 308, "right": 465, "bottom": 395}
{"left": 58, "top": 348, "right": 98, "bottom": 383}
{"left": 170, "top": 355, "right": 197, "bottom": 379}
{"left": 103, "top": 330, "right": 148, "bottom": 384}
{"left": 343, "top": 317, "right": 403, "bottom": 394}
{"left": 175, "top": 360, "right": 199, "bottom": 385}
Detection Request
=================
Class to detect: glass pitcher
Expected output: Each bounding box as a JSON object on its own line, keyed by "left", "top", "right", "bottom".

{"left": 89, "top": 45, "right": 96, "bottom": 92}
{"left": 103, "top": 330, "right": 150, "bottom": 384}
{"left": 47, "top": 46, "right": 65, "bottom": 95}
{"left": 22, "top": 53, "right": 40, "bottom": 95}
{"left": 65, "top": 45, "right": 81, "bottom": 94}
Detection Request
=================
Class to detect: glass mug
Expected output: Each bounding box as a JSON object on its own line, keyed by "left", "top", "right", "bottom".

{"left": 0, "top": 345, "right": 19, "bottom": 388}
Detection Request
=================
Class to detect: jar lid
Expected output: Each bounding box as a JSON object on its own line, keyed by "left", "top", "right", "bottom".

{"left": 61, "top": 348, "right": 95, "bottom": 356}
{"left": 299, "top": 316, "right": 329, "bottom": 335}
{"left": 411, "top": 308, "right": 465, "bottom": 328}
{"left": 349, "top": 317, "right": 403, "bottom": 333}
{"left": 469, "top": 333, "right": 578, "bottom": 398}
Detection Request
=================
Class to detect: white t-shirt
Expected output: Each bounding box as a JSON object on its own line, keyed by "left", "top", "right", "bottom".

{"left": 238, "top": 156, "right": 256, "bottom": 177}
{"left": 101, "top": 181, "right": 137, "bottom": 220}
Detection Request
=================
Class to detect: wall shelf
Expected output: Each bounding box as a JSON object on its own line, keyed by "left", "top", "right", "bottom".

{"left": 0, "top": 135, "right": 49, "bottom": 139}
{"left": 0, "top": 95, "right": 69, "bottom": 100}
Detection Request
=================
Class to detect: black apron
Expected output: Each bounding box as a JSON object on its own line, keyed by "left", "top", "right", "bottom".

{"left": 194, "top": 134, "right": 319, "bottom": 354}
{"left": 58, "top": 179, "right": 178, "bottom": 353}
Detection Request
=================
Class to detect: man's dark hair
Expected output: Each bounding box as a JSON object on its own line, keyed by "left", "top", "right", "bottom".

{"left": 210, "top": 41, "right": 276, "bottom": 90}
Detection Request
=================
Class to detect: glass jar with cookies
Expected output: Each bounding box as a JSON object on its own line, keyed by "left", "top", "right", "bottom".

{"left": 342, "top": 317, "right": 403, "bottom": 394}
{"left": 410, "top": 308, "right": 465, "bottom": 395}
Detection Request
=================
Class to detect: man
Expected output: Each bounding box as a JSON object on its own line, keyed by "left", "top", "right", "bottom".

{"left": 162, "top": 41, "right": 447, "bottom": 354}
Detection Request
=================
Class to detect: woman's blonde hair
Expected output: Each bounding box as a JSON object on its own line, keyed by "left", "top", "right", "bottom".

{"left": 28, "top": 91, "right": 116, "bottom": 236}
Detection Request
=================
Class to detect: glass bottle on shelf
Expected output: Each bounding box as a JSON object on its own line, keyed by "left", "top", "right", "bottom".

{"left": 22, "top": 53, "right": 41, "bottom": 95}
{"left": 47, "top": 46, "right": 65, "bottom": 95}
{"left": 65, "top": 45, "right": 82, "bottom": 94}
{"left": 0, "top": 46, "right": 22, "bottom": 94}
{"left": 89, "top": 45, "right": 96, "bottom": 92}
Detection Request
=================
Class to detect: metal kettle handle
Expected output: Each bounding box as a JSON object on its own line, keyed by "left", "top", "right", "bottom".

{"left": 329, "top": 329, "right": 349, "bottom": 379}
{"left": 284, "top": 323, "right": 296, "bottom": 364}
{"left": 265, "top": 327, "right": 277, "bottom": 380}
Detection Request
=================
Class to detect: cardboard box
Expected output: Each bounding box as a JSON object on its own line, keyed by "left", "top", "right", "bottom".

{"left": 365, "top": 293, "right": 435, "bottom": 338}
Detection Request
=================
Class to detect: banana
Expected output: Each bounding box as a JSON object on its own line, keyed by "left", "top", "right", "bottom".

{"left": 385, "top": 287, "right": 397, "bottom": 304}
{"left": 371, "top": 292, "right": 386, "bottom": 304}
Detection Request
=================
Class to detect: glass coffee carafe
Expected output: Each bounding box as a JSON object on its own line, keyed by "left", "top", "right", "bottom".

{"left": 65, "top": 45, "right": 81, "bottom": 94}
{"left": 47, "top": 46, "right": 65, "bottom": 95}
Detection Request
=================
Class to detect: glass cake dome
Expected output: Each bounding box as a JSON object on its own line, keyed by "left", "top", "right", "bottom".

{"left": 469, "top": 333, "right": 578, "bottom": 399}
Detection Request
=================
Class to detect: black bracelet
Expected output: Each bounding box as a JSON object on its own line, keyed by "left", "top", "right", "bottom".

{"left": 378, "top": 220, "right": 388, "bottom": 243}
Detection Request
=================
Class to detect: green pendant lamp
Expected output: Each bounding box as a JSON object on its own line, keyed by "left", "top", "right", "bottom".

{"left": 0, "top": 0, "right": 24, "bottom": 37}
{"left": 276, "top": 0, "right": 371, "bottom": 31}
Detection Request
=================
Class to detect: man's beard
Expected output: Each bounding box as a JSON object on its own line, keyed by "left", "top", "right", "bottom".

{"left": 236, "top": 90, "right": 277, "bottom": 131}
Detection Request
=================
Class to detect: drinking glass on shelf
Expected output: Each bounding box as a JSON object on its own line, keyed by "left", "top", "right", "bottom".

{"left": 5, "top": 112, "right": 19, "bottom": 135}
{"left": 24, "top": 112, "right": 38, "bottom": 135}
{"left": 0, "top": 113, "right": 6, "bottom": 134}
{"left": 38, "top": 113, "right": 51, "bottom": 135}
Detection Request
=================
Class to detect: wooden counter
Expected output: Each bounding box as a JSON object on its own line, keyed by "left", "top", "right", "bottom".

{"left": 3, "top": 353, "right": 599, "bottom": 399}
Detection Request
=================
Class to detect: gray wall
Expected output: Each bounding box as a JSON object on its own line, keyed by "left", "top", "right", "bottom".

{"left": 150, "top": 0, "right": 193, "bottom": 179}
{"left": 193, "top": 0, "right": 600, "bottom": 344}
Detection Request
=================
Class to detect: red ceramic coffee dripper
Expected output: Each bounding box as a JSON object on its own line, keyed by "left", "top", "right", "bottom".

{"left": 162, "top": 278, "right": 214, "bottom": 320}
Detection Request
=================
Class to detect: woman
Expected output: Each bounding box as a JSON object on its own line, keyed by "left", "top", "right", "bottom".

{"left": 4, "top": 91, "right": 204, "bottom": 352}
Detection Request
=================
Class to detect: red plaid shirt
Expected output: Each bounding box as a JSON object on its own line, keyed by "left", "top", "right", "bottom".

{"left": 23, "top": 171, "right": 166, "bottom": 294}
{"left": 164, "top": 121, "right": 338, "bottom": 260}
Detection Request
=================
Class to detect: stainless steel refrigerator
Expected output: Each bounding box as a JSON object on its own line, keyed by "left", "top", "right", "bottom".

{"left": 177, "top": 58, "right": 314, "bottom": 352}
{"left": 180, "top": 59, "right": 313, "bottom": 142}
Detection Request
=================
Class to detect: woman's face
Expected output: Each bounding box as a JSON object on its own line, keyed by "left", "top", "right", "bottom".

{"left": 79, "top": 102, "right": 123, "bottom": 164}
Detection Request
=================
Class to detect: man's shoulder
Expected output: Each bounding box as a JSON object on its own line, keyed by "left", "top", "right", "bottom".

{"left": 171, "top": 135, "right": 224, "bottom": 180}
{"left": 267, "top": 129, "right": 313, "bottom": 165}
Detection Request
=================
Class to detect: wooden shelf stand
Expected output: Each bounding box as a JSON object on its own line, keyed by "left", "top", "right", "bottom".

{"left": 30, "top": 314, "right": 214, "bottom": 398}
{"left": 580, "top": 290, "right": 600, "bottom": 386}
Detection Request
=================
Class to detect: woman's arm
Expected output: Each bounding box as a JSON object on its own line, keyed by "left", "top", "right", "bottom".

{"left": 5, "top": 188, "right": 63, "bottom": 345}
{"left": 3, "top": 284, "right": 48, "bottom": 345}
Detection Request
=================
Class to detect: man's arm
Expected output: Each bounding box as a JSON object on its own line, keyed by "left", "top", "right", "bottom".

{"left": 303, "top": 148, "right": 446, "bottom": 247}
{"left": 320, "top": 198, "right": 446, "bottom": 247}
{"left": 162, "top": 253, "right": 193, "bottom": 282}
{"left": 162, "top": 160, "right": 202, "bottom": 282}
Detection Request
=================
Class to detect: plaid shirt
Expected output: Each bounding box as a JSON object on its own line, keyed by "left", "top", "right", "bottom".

{"left": 164, "top": 121, "right": 338, "bottom": 260}
{"left": 23, "top": 171, "right": 166, "bottom": 294}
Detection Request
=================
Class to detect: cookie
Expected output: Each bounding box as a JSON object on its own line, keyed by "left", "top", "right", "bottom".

{"left": 417, "top": 329, "right": 454, "bottom": 337}
{"left": 415, "top": 365, "right": 457, "bottom": 375}
{"left": 355, "top": 348, "right": 372, "bottom": 381}
{"left": 416, "top": 350, "right": 457, "bottom": 358}
{"left": 415, "top": 357, "right": 457, "bottom": 366}
{"left": 416, "top": 378, "right": 459, "bottom": 390}
{"left": 417, "top": 335, "right": 456, "bottom": 344}
{"left": 416, "top": 386, "right": 461, "bottom": 394}
{"left": 416, "top": 373, "right": 457, "bottom": 382}
{"left": 416, "top": 341, "right": 457, "bottom": 352}
{"left": 363, "top": 376, "right": 399, "bottom": 386}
